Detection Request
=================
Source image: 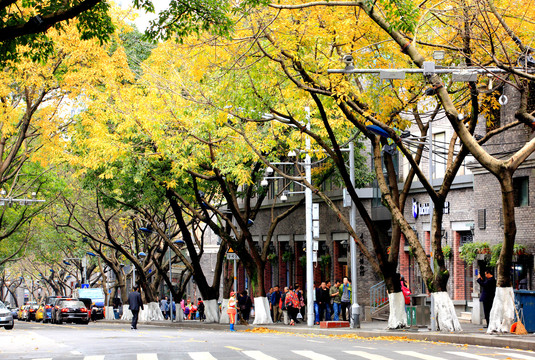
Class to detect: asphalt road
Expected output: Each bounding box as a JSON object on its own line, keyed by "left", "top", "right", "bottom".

{"left": 1, "top": 320, "right": 534, "bottom": 360}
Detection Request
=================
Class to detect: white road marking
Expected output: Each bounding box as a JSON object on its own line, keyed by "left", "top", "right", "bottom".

{"left": 499, "top": 353, "right": 535, "bottom": 360}
{"left": 292, "top": 350, "right": 336, "bottom": 360}
{"left": 344, "top": 350, "right": 393, "bottom": 360}
{"left": 242, "top": 350, "right": 278, "bottom": 360}
{"left": 70, "top": 351, "right": 83, "bottom": 355}
{"left": 395, "top": 351, "right": 447, "bottom": 360}
{"left": 353, "top": 346, "right": 376, "bottom": 350}
{"left": 306, "top": 340, "right": 325, "bottom": 343}
{"left": 137, "top": 354, "right": 158, "bottom": 360}
{"left": 31, "top": 358, "right": 52, "bottom": 360}
{"left": 84, "top": 356, "right": 105, "bottom": 360}
{"left": 444, "top": 352, "right": 495, "bottom": 359}
{"left": 189, "top": 352, "right": 218, "bottom": 360}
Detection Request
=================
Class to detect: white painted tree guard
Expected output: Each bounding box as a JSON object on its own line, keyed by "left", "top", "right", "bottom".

{"left": 219, "top": 298, "right": 230, "bottom": 324}
{"left": 204, "top": 299, "right": 220, "bottom": 323}
{"left": 104, "top": 306, "right": 115, "bottom": 320}
{"left": 176, "top": 306, "right": 184, "bottom": 322}
{"left": 121, "top": 305, "right": 132, "bottom": 321}
{"left": 253, "top": 297, "right": 273, "bottom": 325}
{"left": 387, "top": 292, "right": 408, "bottom": 329}
{"left": 488, "top": 287, "right": 514, "bottom": 334}
{"left": 432, "top": 291, "right": 462, "bottom": 332}
{"left": 120, "top": 302, "right": 164, "bottom": 321}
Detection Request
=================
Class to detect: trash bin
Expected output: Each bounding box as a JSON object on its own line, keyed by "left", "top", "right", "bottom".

{"left": 514, "top": 290, "right": 535, "bottom": 333}
{"left": 406, "top": 305, "right": 430, "bottom": 327}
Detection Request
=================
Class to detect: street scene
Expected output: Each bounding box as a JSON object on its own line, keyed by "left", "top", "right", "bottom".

{"left": 1, "top": 0, "right": 535, "bottom": 359}
{"left": 3, "top": 321, "right": 535, "bottom": 360}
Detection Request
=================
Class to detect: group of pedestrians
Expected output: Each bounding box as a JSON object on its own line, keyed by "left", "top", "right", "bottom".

{"left": 267, "top": 284, "right": 305, "bottom": 325}
{"left": 314, "top": 277, "right": 352, "bottom": 324}
{"left": 158, "top": 296, "right": 176, "bottom": 320}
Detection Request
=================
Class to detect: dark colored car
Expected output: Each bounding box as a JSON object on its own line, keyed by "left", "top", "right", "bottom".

{"left": 79, "top": 298, "right": 104, "bottom": 321}
{"left": 40, "top": 296, "right": 60, "bottom": 323}
{"left": 26, "top": 304, "right": 39, "bottom": 321}
{"left": 55, "top": 299, "right": 89, "bottom": 324}
{"left": 50, "top": 296, "right": 70, "bottom": 324}
{"left": 9, "top": 306, "right": 18, "bottom": 320}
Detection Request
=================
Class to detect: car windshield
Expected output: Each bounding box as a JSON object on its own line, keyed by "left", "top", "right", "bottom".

{"left": 59, "top": 301, "right": 85, "bottom": 308}
{"left": 0, "top": 301, "right": 6, "bottom": 310}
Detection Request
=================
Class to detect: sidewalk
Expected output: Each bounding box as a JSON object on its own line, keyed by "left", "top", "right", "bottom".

{"left": 101, "top": 319, "right": 535, "bottom": 351}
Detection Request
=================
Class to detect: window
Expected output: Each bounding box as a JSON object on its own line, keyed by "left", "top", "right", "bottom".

{"left": 433, "top": 132, "right": 447, "bottom": 179}
{"left": 513, "top": 177, "right": 529, "bottom": 207}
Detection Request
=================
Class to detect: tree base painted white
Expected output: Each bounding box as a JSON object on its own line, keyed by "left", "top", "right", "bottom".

{"left": 488, "top": 287, "right": 515, "bottom": 334}
{"left": 121, "top": 305, "right": 132, "bottom": 321}
{"left": 432, "top": 292, "right": 462, "bottom": 332}
{"left": 204, "top": 299, "right": 220, "bottom": 323}
{"left": 387, "top": 292, "right": 407, "bottom": 329}
{"left": 176, "top": 306, "right": 184, "bottom": 322}
{"left": 219, "top": 299, "right": 230, "bottom": 324}
{"left": 120, "top": 302, "right": 164, "bottom": 321}
{"left": 139, "top": 302, "right": 165, "bottom": 321}
{"left": 253, "top": 297, "right": 273, "bottom": 325}
{"left": 104, "top": 306, "right": 115, "bottom": 320}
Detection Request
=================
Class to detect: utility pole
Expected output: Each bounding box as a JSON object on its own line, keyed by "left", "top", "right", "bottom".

{"left": 428, "top": 120, "right": 436, "bottom": 332}
{"left": 305, "top": 107, "right": 314, "bottom": 327}
{"left": 349, "top": 141, "right": 360, "bottom": 328}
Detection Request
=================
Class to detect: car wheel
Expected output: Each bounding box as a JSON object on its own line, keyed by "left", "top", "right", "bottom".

{"left": 5, "top": 324, "right": 14, "bottom": 330}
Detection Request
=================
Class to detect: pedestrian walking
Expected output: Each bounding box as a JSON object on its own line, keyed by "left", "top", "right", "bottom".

{"left": 285, "top": 286, "right": 300, "bottom": 326}
{"left": 112, "top": 296, "right": 122, "bottom": 320}
{"left": 238, "top": 290, "right": 252, "bottom": 323}
{"left": 197, "top": 298, "right": 205, "bottom": 321}
{"left": 270, "top": 285, "right": 282, "bottom": 323}
{"left": 128, "top": 285, "right": 144, "bottom": 330}
{"left": 316, "top": 281, "right": 330, "bottom": 323}
{"left": 228, "top": 291, "right": 237, "bottom": 332}
{"left": 330, "top": 280, "right": 341, "bottom": 321}
{"left": 160, "top": 296, "right": 169, "bottom": 319}
{"left": 477, "top": 269, "right": 496, "bottom": 328}
{"left": 339, "top": 277, "right": 352, "bottom": 321}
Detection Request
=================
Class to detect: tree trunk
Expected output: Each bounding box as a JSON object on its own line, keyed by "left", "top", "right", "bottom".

{"left": 488, "top": 171, "right": 516, "bottom": 333}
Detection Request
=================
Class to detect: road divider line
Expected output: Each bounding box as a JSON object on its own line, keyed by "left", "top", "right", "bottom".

{"left": 344, "top": 350, "right": 393, "bottom": 360}
{"left": 84, "top": 356, "right": 105, "bottom": 360}
{"left": 189, "top": 352, "right": 218, "bottom": 360}
{"left": 395, "top": 351, "right": 447, "bottom": 360}
{"left": 137, "top": 353, "right": 158, "bottom": 360}
{"left": 292, "top": 350, "right": 336, "bottom": 360}
{"left": 499, "top": 353, "right": 535, "bottom": 360}
{"left": 242, "top": 350, "right": 278, "bottom": 360}
{"left": 444, "top": 352, "right": 495, "bottom": 359}
{"left": 225, "top": 346, "right": 243, "bottom": 351}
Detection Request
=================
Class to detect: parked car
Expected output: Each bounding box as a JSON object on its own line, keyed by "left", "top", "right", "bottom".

{"left": 26, "top": 304, "right": 39, "bottom": 321}
{"left": 18, "top": 305, "right": 28, "bottom": 321}
{"left": 54, "top": 299, "right": 89, "bottom": 324}
{"left": 0, "top": 301, "right": 14, "bottom": 330}
{"left": 9, "top": 306, "right": 18, "bottom": 320}
{"left": 37, "top": 296, "right": 58, "bottom": 323}
{"left": 50, "top": 296, "right": 70, "bottom": 324}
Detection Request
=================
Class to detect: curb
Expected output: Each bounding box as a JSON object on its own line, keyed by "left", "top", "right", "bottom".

{"left": 100, "top": 320, "right": 535, "bottom": 351}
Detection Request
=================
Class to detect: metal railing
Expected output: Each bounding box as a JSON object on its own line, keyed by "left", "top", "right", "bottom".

{"left": 370, "top": 280, "right": 389, "bottom": 314}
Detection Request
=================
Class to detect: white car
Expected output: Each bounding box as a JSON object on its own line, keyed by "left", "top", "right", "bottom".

{"left": 0, "top": 300, "right": 14, "bottom": 330}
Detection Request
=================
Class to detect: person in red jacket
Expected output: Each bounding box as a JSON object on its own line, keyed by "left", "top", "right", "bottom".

{"left": 227, "top": 291, "right": 237, "bottom": 332}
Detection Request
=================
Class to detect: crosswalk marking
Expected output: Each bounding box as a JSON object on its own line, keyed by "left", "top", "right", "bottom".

{"left": 242, "top": 350, "right": 278, "bottom": 360}
{"left": 499, "top": 353, "right": 535, "bottom": 360}
{"left": 344, "top": 350, "right": 392, "bottom": 360}
{"left": 137, "top": 354, "right": 158, "bottom": 360}
{"left": 189, "top": 352, "right": 218, "bottom": 360}
{"left": 31, "top": 358, "right": 52, "bottom": 360}
{"left": 293, "top": 350, "right": 336, "bottom": 360}
{"left": 444, "top": 352, "right": 495, "bottom": 359}
{"left": 84, "top": 356, "right": 105, "bottom": 360}
{"left": 395, "top": 351, "right": 447, "bottom": 360}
